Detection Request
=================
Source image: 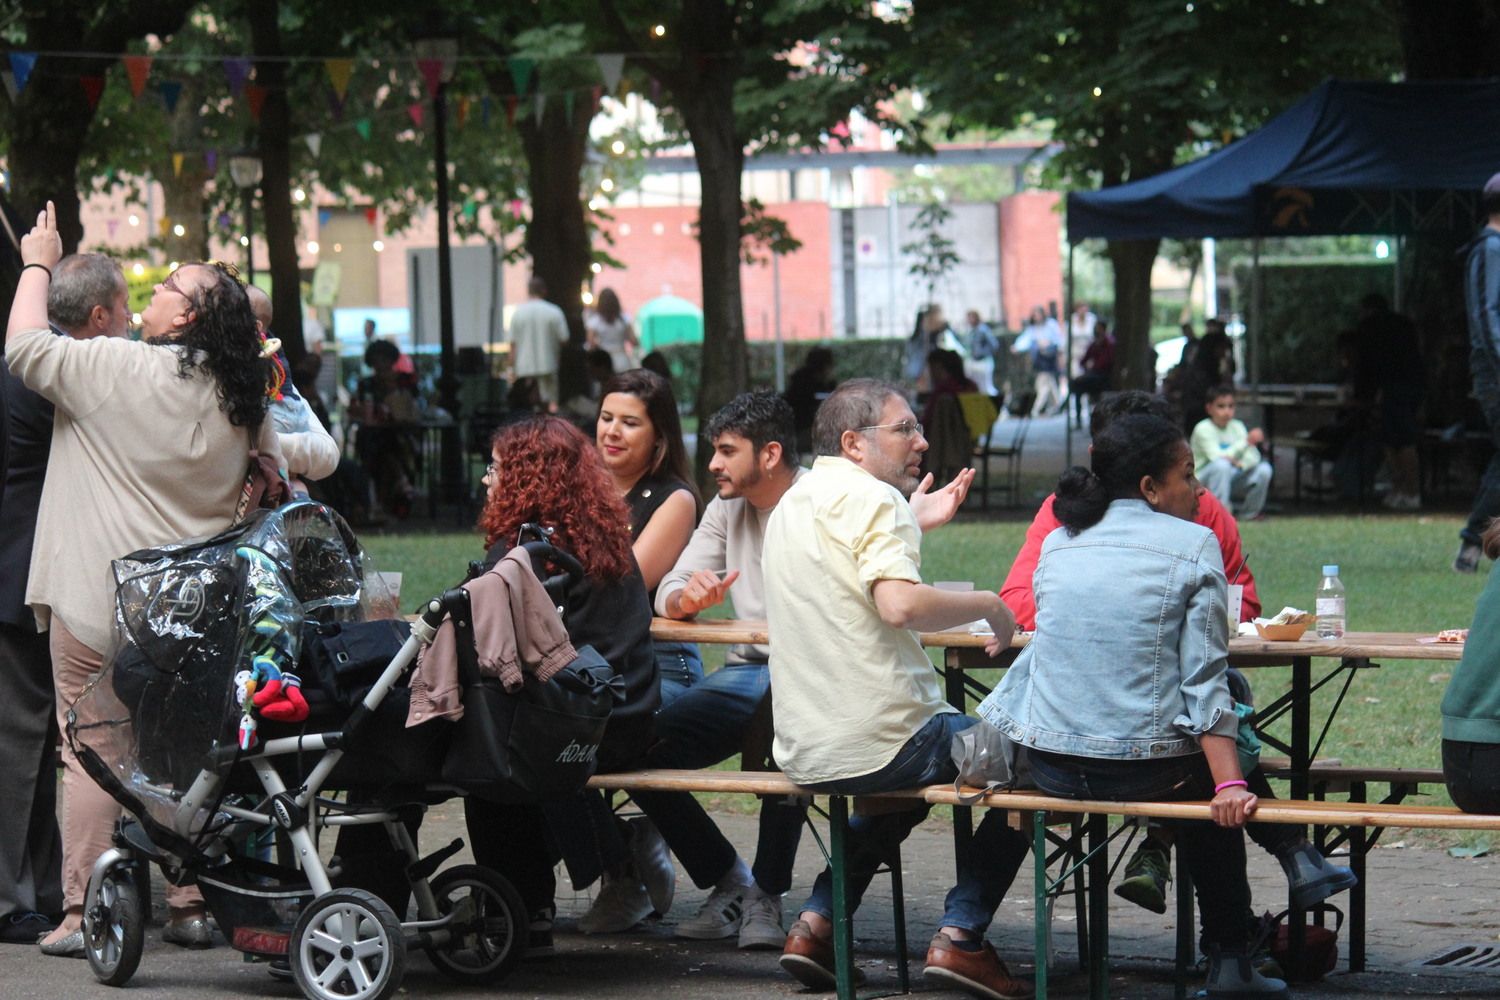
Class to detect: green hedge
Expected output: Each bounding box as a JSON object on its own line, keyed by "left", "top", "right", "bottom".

{"left": 657, "top": 338, "right": 909, "bottom": 407}
{"left": 1228, "top": 259, "right": 1396, "bottom": 382}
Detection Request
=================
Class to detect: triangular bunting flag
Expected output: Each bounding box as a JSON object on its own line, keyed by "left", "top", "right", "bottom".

{"left": 223, "top": 57, "right": 251, "bottom": 96}
{"left": 123, "top": 56, "right": 152, "bottom": 98}
{"left": 355, "top": 118, "right": 372, "bottom": 141}
{"left": 462, "top": 198, "right": 478, "bottom": 221}
{"left": 246, "top": 84, "right": 267, "bottom": 122}
{"left": 159, "top": 80, "right": 183, "bottom": 114}
{"left": 417, "top": 58, "right": 444, "bottom": 99}
{"left": 79, "top": 76, "right": 105, "bottom": 110}
{"left": 218, "top": 212, "right": 232, "bottom": 231}
{"left": 7, "top": 52, "right": 36, "bottom": 94}
{"left": 590, "top": 85, "right": 602, "bottom": 114}
{"left": 1, "top": 72, "right": 17, "bottom": 103}
{"left": 205, "top": 149, "right": 218, "bottom": 172}
{"left": 456, "top": 96, "right": 470, "bottom": 127}
{"left": 533, "top": 91, "right": 545, "bottom": 121}
{"left": 563, "top": 91, "right": 575, "bottom": 122}
{"left": 830, "top": 119, "right": 850, "bottom": 140}
{"left": 596, "top": 53, "right": 624, "bottom": 93}
{"left": 107, "top": 219, "right": 120, "bottom": 239}
{"left": 324, "top": 58, "right": 353, "bottom": 101}
{"left": 327, "top": 91, "right": 345, "bottom": 122}
{"left": 305, "top": 133, "right": 322, "bottom": 158}
{"left": 158, "top": 215, "right": 171, "bottom": 237}
{"left": 172, "top": 152, "right": 185, "bottom": 177}
{"left": 509, "top": 57, "right": 534, "bottom": 95}
{"left": 407, "top": 102, "right": 424, "bottom": 128}
{"left": 481, "top": 96, "right": 492, "bottom": 126}
{"left": 364, "top": 207, "right": 377, "bottom": 226}
{"left": 317, "top": 209, "right": 332, "bottom": 228}
{"left": 504, "top": 95, "right": 517, "bottom": 126}
{"left": 509, "top": 199, "right": 524, "bottom": 219}
{"left": 650, "top": 78, "right": 662, "bottom": 104}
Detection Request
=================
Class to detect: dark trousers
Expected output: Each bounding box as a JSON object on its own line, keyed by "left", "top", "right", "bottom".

{"left": 1462, "top": 393, "right": 1500, "bottom": 544}
{"left": 0, "top": 622, "right": 62, "bottom": 920}
{"left": 1029, "top": 749, "right": 1250, "bottom": 951}
{"left": 1443, "top": 738, "right": 1500, "bottom": 813}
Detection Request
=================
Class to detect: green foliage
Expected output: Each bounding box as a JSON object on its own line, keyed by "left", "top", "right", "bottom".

{"left": 901, "top": 201, "right": 961, "bottom": 303}
{"left": 1228, "top": 258, "right": 1396, "bottom": 382}
{"left": 655, "top": 337, "right": 908, "bottom": 406}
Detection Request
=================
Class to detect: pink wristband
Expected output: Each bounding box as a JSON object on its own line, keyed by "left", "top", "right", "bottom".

{"left": 1214, "top": 779, "right": 1249, "bottom": 794}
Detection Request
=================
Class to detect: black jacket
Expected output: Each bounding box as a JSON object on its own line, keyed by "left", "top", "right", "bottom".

{"left": 0, "top": 343, "right": 58, "bottom": 629}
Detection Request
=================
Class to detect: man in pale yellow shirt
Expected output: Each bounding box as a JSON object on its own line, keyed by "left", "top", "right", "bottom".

{"left": 764, "top": 379, "right": 1030, "bottom": 1000}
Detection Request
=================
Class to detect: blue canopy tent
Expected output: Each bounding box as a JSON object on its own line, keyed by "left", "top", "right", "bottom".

{"left": 1056, "top": 79, "right": 1500, "bottom": 464}
{"left": 1068, "top": 79, "right": 1500, "bottom": 242}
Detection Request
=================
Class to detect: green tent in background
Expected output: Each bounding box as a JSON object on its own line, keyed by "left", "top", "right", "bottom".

{"left": 636, "top": 294, "right": 704, "bottom": 352}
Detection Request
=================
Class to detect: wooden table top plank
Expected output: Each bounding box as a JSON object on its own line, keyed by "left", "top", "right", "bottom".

{"left": 649, "top": 618, "right": 1465, "bottom": 661}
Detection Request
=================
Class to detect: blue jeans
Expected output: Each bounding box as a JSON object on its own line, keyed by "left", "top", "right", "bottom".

{"left": 655, "top": 641, "right": 704, "bottom": 705}
{"left": 801, "top": 712, "right": 1030, "bottom": 935}
{"left": 633, "top": 661, "right": 806, "bottom": 895}
{"left": 1028, "top": 749, "right": 1250, "bottom": 950}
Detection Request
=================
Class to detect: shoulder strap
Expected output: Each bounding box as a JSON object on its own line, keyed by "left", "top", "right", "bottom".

{"left": 442, "top": 587, "right": 481, "bottom": 688}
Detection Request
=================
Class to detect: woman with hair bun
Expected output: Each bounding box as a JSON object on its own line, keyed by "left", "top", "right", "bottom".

{"left": 979, "top": 413, "right": 1289, "bottom": 999}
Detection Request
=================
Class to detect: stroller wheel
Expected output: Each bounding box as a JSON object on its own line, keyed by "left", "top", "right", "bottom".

{"left": 84, "top": 856, "right": 146, "bottom": 987}
{"left": 424, "top": 864, "right": 527, "bottom": 984}
{"left": 290, "top": 888, "right": 406, "bottom": 1000}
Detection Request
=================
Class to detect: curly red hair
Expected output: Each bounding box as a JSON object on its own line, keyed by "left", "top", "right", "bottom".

{"left": 479, "top": 417, "right": 635, "bottom": 581}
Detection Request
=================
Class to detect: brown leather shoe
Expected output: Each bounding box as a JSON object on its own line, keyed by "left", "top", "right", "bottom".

{"left": 779, "top": 919, "right": 865, "bottom": 991}
{"left": 922, "top": 932, "right": 1032, "bottom": 1000}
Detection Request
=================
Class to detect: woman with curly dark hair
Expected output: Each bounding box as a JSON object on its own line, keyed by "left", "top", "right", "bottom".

{"left": 5, "top": 204, "right": 282, "bottom": 956}
{"left": 467, "top": 416, "right": 659, "bottom": 953}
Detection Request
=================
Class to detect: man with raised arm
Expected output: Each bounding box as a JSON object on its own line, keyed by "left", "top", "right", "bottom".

{"left": 636, "top": 391, "right": 806, "bottom": 950}
{"left": 764, "top": 378, "right": 1031, "bottom": 1000}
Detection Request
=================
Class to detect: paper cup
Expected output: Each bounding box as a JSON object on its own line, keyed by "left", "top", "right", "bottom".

{"left": 1227, "top": 584, "right": 1244, "bottom": 630}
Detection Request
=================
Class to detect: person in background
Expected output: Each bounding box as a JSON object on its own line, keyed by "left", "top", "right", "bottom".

{"left": 640, "top": 392, "right": 808, "bottom": 950}
{"left": 639, "top": 350, "right": 673, "bottom": 383}
{"left": 7, "top": 205, "right": 281, "bottom": 956}
{"left": 1068, "top": 301, "right": 1098, "bottom": 396}
{"left": 361, "top": 316, "right": 415, "bottom": 389}
{"left": 0, "top": 253, "right": 127, "bottom": 946}
{"left": 964, "top": 310, "right": 1000, "bottom": 396}
{"left": 1443, "top": 518, "right": 1500, "bottom": 809}
{"left": 247, "top": 287, "right": 338, "bottom": 495}
{"left": 784, "top": 346, "right": 836, "bottom": 457}
{"left": 1171, "top": 325, "right": 1235, "bottom": 436}
{"left": 1457, "top": 173, "right": 1500, "bottom": 571}
{"left": 353, "top": 338, "right": 418, "bottom": 519}
{"left": 464, "top": 417, "right": 660, "bottom": 955}
{"left": 586, "top": 288, "right": 640, "bottom": 374}
{"left": 1013, "top": 305, "right": 1063, "bottom": 417}
{"left": 563, "top": 348, "right": 618, "bottom": 427}
{"left": 506, "top": 276, "right": 570, "bottom": 405}
{"left": 1191, "top": 385, "right": 1273, "bottom": 522}
{"left": 1354, "top": 294, "right": 1426, "bottom": 511}
{"left": 578, "top": 368, "right": 700, "bottom": 934}
{"left": 1070, "top": 318, "right": 1115, "bottom": 429}
{"left": 981, "top": 413, "right": 1331, "bottom": 999}
{"left": 765, "top": 379, "right": 1028, "bottom": 999}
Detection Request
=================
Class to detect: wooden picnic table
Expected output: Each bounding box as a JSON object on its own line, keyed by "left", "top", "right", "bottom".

{"left": 650, "top": 618, "right": 1462, "bottom": 799}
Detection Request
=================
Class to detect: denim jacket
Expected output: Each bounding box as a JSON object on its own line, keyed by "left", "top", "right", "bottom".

{"left": 978, "top": 499, "right": 1237, "bottom": 758}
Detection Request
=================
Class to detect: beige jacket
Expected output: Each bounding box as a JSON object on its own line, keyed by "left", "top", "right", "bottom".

{"left": 406, "top": 548, "right": 578, "bottom": 726}
{"left": 6, "top": 327, "right": 284, "bottom": 652}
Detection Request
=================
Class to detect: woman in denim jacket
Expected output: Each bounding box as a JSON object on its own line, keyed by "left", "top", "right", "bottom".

{"left": 979, "top": 414, "right": 1286, "bottom": 998}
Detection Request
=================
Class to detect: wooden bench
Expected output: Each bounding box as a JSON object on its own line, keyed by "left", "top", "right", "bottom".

{"left": 589, "top": 769, "right": 1500, "bottom": 1000}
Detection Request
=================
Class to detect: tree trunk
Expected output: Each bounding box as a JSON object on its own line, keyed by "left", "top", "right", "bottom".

{"left": 679, "top": 88, "right": 747, "bottom": 490}
{"left": 518, "top": 97, "right": 593, "bottom": 400}
{"left": 249, "top": 0, "right": 306, "bottom": 373}
{"left": 1107, "top": 239, "right": 1161, "bottom": 391}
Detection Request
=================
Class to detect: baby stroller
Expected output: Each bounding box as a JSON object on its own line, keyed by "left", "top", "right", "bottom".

{"left": 67, "top": 501, "right": 560, "bottom": 1000}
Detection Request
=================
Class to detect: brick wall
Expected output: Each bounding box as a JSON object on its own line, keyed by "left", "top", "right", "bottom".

{"left": 997, "top": 191, "right": 1063, "bottom": 330}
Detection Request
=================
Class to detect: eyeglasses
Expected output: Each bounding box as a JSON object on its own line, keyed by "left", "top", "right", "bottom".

{"left": 857, "top": 420, "right": 924, "bottom": 438}
{"left": 483, "top": 461, "right": 501, "bottom": 478}
{"left": 160, "top": 270, "right": 189, "bottom": 296}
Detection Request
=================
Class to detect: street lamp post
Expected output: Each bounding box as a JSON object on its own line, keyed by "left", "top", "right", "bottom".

{"left": 228, "top": 152, "right": 263, "bottom": 283}
{"left": 415, "top": 36, "right": 461, "bottom": 504}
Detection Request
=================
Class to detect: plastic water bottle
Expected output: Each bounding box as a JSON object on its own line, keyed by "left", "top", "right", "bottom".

{"left": 1316, "top": 565, "right": 1345, "bottom": 638}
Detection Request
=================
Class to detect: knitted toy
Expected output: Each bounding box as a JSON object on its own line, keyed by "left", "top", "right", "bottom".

{"left": 233, "top": 546, "right": 309, "bottom": 749}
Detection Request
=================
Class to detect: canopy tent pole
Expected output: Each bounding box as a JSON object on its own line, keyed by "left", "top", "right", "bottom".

{"left": 1064, "top": 242, "right": 1075, "bottom": 469}
{"left": 1394, "top": 236, "right": 1405, "bottom": 312}
{"left": 1249, "top": 238, "right": 1262, "bottom": 387}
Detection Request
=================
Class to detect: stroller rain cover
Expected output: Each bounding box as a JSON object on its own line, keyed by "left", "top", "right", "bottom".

{"left": 69, "top": 501, "right": 397, "bottom": 842}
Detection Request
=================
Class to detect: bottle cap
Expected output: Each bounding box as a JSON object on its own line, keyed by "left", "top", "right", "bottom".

{"left": 1322, "top": 564, "right": 1339, "bottom": 575}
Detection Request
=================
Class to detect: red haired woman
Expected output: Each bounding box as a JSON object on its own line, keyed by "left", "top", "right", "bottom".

{"left": 467, "top": 416, "right": 659, "bottom": 953}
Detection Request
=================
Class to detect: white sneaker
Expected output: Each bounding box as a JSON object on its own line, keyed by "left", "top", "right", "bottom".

{"left": 577, "top": 875, "right": 653, "bottom": 934}
{"left": 1382, "top": 491, "right": 1421, "bottom": 511}
{"left": 736, "top": 887, "right": 785, "bottom": 950}
{"left": 675, "top": 881, "right": 748, "bottom": 940}
{"left": 629, "top": 817, "right": 676, "bottom": 916}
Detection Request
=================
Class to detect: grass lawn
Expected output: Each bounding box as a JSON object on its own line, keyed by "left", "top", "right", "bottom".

{"left": 364, "top": 510, "right": 1485, "bottom": 833}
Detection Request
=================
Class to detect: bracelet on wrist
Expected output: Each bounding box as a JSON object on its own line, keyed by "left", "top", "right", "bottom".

{"left": 21, "top": 262, "right": 51, "bottom": 279}
{"left": 1214, "top": 779, "right": 1249, "bottom": 794}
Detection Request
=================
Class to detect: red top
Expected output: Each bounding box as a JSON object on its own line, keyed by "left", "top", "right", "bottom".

{"left": 999, "top": 491, "right": 1261, "bottom": 630}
